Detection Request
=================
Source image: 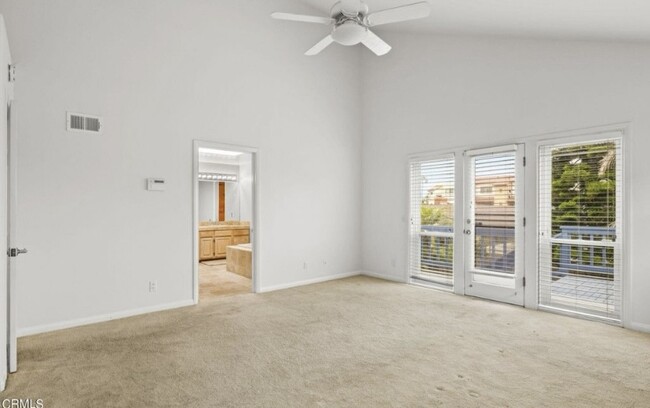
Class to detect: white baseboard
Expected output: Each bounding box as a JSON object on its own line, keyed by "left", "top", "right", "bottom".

{"left": 259, "top": 271, "right": 361, "bottom": 293}
{"left": 361, "top": 270, "right": 407, "bottom": 283}
{"left": 627, "top": 321, "right": 650, "bottom": 334}
{"left": 17, "top": 299, "right": 195, "bottom": 338}
{"left": 19, "top": 272, "right": 362, "bottom": 336}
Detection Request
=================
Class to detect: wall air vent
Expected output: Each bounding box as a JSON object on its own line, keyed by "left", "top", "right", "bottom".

{"left": 67, "top": 112, "right": 102, "bottom": 133}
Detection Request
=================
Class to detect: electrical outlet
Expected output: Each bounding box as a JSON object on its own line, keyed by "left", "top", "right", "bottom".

{"left": 149, "top": 281, "right": 157, "bottom": 293}
{"left": 303, "top": 262, "right": 308, "bottom": 271}
{"left": 391, "top": 258, "right": 397, "bottom": 268}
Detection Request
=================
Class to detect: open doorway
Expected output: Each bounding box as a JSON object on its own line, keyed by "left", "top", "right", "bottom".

{"left": 193, "top": 142, "right": 256, "bottom": 302}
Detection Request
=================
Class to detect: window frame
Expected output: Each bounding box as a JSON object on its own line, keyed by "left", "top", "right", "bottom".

{"left": 405, "top": 123, "right": 630, "bottom": 327}
{"left": 536, "top": 130, "right": 626, "bottom": 325}
{"left": 407, "top": 153, "right": 457, "bottom": 291}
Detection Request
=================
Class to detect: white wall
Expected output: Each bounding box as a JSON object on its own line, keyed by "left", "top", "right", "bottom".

{"left": 198, "top": 162, "right": 239, "bottom": 175}
{"left": 239, "top": 154, "right": 253, "bottom": 222}
{"left": 1, "top": 0, "right": 362, "bottom": 333}
{"left": 360, "top": 33, "right": 650, "bottom": 331}
{"left": 198, "top": 181, "right": 215, "bottom": 222}
{"left": 7, "top": 0, "right": 648, "bottom": 335}
{"left": 224, "top": 182, "right": 239, "bottom": 221}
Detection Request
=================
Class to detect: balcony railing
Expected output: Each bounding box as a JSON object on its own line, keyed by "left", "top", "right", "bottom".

{"left": 552, "top": 226, "right": 616, "bottom": 278}
{"left": 417, "top": 225, "right": 615, "bottom": 278}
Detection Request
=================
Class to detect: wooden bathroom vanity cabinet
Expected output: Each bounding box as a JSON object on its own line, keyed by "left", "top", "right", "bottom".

{"left": 199, "top": 224, "right": 250, "bottom": 261}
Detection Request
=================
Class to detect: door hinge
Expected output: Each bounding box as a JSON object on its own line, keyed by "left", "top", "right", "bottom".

{"left": 8, "top": 64, "right": 15, "bottom": 82}
{"left": 523, "top": 217, "right": 526, "bottom": 227}
{"left": 523, "top": 156, "right": 526, "bottom": 167}
{"left": 523, "top": 277, "right": 526, "bottom": 287}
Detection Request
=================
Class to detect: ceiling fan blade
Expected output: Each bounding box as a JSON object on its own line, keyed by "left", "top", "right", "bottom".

{"left": 305, "top": 35, "right": 334, "bottom": 56}
{"left": 271, "top": 12, "right": 334, "bottom": 25}
{"left": 366, "top": 2, "right": 431, "bottom": 27}
{"left": 362, "top": 30, "right": 391, "bottom": 56}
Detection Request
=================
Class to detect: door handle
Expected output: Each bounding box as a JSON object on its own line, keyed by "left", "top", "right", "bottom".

{"left": 8, "top": 248, "right": 28, "bottom": 257}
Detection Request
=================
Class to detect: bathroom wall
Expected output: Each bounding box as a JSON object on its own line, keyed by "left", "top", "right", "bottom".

{"left": 198, "top": 181, "right": 216, "bottom": 222}
{"left": 198, "top": 158, "right": 249, "bottom": 222}
{"left": 224, "top": 182, "right": 239, "bottom": 221}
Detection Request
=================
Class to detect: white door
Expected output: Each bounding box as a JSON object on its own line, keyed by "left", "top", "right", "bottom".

{"left": 464, "top": 145, "right": 525, "bottom": 306}
{"left": 7, "top": 96, "right": 19, "bottom": 374}
{"left": 0, "top": 15, "right": 10, "bottom": 390}
{"left": 408, "top": 155, "right": 456, "bottom": 290}
{"left": 1, "top": 15, "right": 21, "bottom": 390}
{"left": 538, "top": 135, "right": 623, "bottom": 322}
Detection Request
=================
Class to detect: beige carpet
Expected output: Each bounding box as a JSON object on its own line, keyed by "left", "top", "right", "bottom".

{"left": 4, "top": 276, "right": 650, "bottom": 407}
{"left": 199, "top": 260, "right": 251, "bottom": 299}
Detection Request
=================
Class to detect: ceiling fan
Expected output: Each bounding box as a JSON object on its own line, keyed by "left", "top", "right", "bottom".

{"left": 271, "top": 0, "right": 431, "bottom": 56}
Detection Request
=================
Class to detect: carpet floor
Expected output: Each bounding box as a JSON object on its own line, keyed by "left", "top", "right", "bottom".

{"left": 3, "top": 276, "right": 650, "bottom": 407}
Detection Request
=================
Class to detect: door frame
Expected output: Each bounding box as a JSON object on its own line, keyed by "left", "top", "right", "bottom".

{"left": 536, "top": 131, "right": 627, "bottom": 324}
{"left": 406, "top": 153, "right": 458, "bottom": 291}
{"left": 1, "top": 14, "right": 15, "bottom": 390}
{"left": 405, "top": 122, "right": 630, "bottom": 320}
{"left": 192, "top": 140, "right": 260, "bottom": 302}
{"left": 463, "top": 144, "right": 525, "bottom": 306}
{"left": 7, "top": 97, "right": 17, "bottom": 375}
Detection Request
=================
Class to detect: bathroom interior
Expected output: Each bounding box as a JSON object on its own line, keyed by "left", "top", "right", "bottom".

{"left": 198, "top": 147, "right": 253, "bottom": 300}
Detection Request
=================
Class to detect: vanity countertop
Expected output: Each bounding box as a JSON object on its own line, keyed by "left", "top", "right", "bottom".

{"left": 199, "top": 224, "right": 250, "bottom": 232}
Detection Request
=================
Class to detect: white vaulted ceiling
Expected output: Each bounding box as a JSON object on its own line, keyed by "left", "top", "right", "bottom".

{"left": 296, "top": 0, "right": 650, "bottom": 41}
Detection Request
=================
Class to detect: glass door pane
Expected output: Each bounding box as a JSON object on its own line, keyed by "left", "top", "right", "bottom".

{"left": 409, "top": 156, "right": 455, "bottom": 290}
{"left": 473, "top": 153, "right": 516, "bottom": 274}
{"left": 465, "top": 145, "right": 524, "bottom": 306}
{"left": 538, "top": 136, "right": 623, "bottom": 322}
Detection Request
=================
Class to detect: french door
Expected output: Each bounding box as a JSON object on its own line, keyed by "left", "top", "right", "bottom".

{"left": 408, "top": 155, "right": 456, "bottom": 290}
{"left": 538, "top": 135, "right": 623, "bottom": 322}
{"left": 464, "top": 145, "right": 525, "bottom": 306}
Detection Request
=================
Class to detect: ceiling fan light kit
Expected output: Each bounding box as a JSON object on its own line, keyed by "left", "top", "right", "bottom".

{"left": 332, "top": 21, "right": 368, "bottom": 45}
{"left": 271, "top": 0, "right": 431, "bottom": 56}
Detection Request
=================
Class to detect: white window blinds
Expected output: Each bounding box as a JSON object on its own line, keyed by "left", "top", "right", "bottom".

{"left": 409, "top": 156, "right": 455, "bottom": 289}
{"left": 538, "top": 136, "right": 623, "bottom": 322}
{"left": 470, "top": 151, "right": 517, "bottom": 276}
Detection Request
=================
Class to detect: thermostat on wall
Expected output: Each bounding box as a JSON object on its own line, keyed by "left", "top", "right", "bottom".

{"left": 147, "top": 178, "right": 166, "bottom": 191}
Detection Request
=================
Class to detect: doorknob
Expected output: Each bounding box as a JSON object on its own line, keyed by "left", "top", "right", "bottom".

{"left": 464, "top": 229, "right": 472, "bottom": 235}
{"left": 7, "top": 248, "right": 28, "bottom": 257}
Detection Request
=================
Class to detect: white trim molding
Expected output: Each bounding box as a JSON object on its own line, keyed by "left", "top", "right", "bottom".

{"left": 192, "top": 140, "right": 260, "bottom": 301}
{"left": 362, "top": 270, "right": 408, "bottom": 283}
{"left": 628, "top": 322, "right": 650, "bottom": 334}
{"left": 259, "top": 271, "right": 361, "bottom": 293}
{"left": 18, "top": 299, "right": 195, "bottom": 338}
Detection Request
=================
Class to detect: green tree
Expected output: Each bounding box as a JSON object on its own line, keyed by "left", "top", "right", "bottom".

{"left": 551, "top": 142, "right": 616, "bottom": 235}
{"left": 420, "top": 204, "right": 453, "bottom": 226}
